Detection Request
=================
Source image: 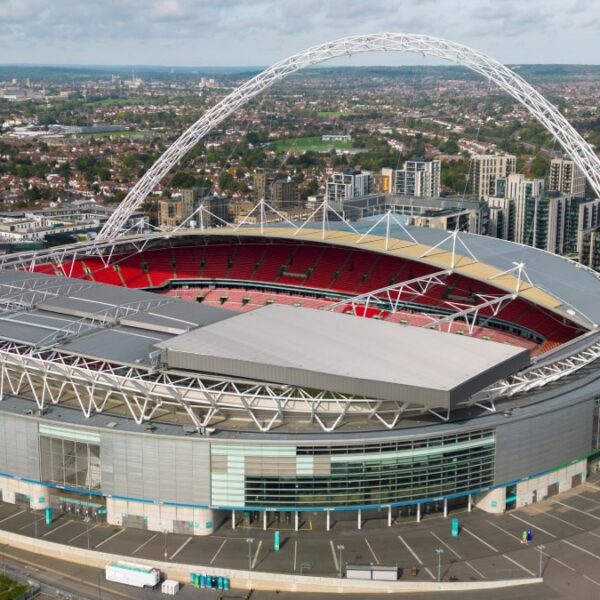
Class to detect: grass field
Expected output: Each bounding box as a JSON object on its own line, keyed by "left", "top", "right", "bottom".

{"left": 270, "top": 135, "right": 354, "bottom": 153}
{"left": 0, "top": 574, "right": 28, "bottom": 600}
{"left": 76, "top": 129, "right": 153, "bottom": 138}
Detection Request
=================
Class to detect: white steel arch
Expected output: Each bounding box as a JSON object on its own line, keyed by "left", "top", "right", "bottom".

{"left": 98, "top": 32, "right": 600, "bottom": 241}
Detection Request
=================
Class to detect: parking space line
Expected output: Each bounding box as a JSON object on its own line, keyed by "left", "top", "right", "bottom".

{"left": 465, "top": 561, "right": 484, "bottom": 578}
{"left": 68, "top": 524, "right": 98, "bottom": 543}
{"left": 485, "top": 520, "right": 521, "bottom": 542}
{"left": 577, "top": 494, "right": 600, "bottom": 507}
{"left": 546, "top": 553, "right": 576, "bottom": 572}
{"left": 329, "top": 540, "right": 339, "bottom": 572}
{"left": 554, "top": 500, "right": 600, "bottom": 521}
{"left": 588, "top": 531, "right": 600, "bottom": 539}
{"left": 169, "top": 536, "right": 193, "bottom": 561}
{"left": 503, "top": 554, "right": 535, "bottom": 577}
{"left": 251, "top": 540, "right": 262, "bottom": 570}
{"left": 583, "top": 574, "right": 600, "bottom": 588}
{"left": 0, "top": 509, "right": 25, "bottom": 524}
{"left": 461, "top": 526, "right": 498, "bottom": 553}
{"left": 364, "top": 538, "right": 380, "bottom": 564}
{"left": 95, "top": 528, "right": 126, "bottom": 549}
{"left": 509, "top": 514, "right": 557, "bottom": 538}
{"left": 538, "top": 511, "right": 584, "bottom": 531}
{"left": 424, "top": 567, "right": 436, "bottom": 581}
{"left": 210, "top": 539, "right": 227, "bottom": 565}
{"left": 563, "top": 539, "right": 600, "bottom": 561}
{"left": 132, "top": 532, "right": 158, "bottom": 555}
{"left": 17, "top": 517, "right": 44, "bottom": 532}
{"left": 398, "top": 534, "right": 423, "bottom": 565}
{"left": 430, "top": 531, "right": 462, "bottom": 560}
{"left": 41, "top": 519, "right": 73, "bottom": 538}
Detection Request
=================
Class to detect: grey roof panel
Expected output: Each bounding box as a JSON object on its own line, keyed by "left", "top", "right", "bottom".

{"left": 156, "top": 304, "right": 530, "bottom": 407}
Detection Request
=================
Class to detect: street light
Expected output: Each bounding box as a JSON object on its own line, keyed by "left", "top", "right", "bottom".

{"left": 162, "top": 529, "right": 168, "bottom": 562}
{"left": 246, "top": 538, "right": 254, "bottom": 572}
{"left": 435, "top": 548, "right": 444, "bottom": 582}
{"left": 336, "top": 544, "right": 345, "bottom": 578}
{"left": 537, "top": 544, "right": 545, "bottom": 578}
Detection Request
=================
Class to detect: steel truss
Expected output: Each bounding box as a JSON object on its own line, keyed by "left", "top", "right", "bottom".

{"left": 1, "top": 327, "right": 599, "bottom": 432}
{"left": 329, "top": 269, "right": 452, "bottom": 315}
{"left": 471, "top": 335, "right": 600, "bottom": 406}
{"left": 0, "top": 340, "right": 432, "bottom": 433}
{"left": 92, "top": 32, "right": 600, "bottom": 242}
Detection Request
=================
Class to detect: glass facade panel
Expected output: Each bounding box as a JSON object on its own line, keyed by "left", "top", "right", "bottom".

{"left": 39, "top": 435, "right": 101, "bottom": 491}
{"left": 211, "top": 429, "right": 496, "bottom": 509}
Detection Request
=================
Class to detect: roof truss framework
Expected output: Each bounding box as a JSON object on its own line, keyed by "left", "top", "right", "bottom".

{"left": 0, "top": 328, "right": 598, "bottom": 432}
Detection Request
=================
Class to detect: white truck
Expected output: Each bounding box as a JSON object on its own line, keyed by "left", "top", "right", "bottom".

{"left": 105, "top": 561, "right": 161, "bottom": 589}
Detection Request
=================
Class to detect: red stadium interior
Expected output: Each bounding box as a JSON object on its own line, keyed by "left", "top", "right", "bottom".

{"left": 35, "top": 237, "right": 586, "bottom": 355}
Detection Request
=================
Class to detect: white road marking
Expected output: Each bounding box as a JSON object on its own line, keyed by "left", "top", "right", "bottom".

{"left": 461, "top": 526, "right": 499, "bottom": 553}
{"left": 169, "top": 536, "right": 193, "bottom": 561}
{"left": 68, "top": 524, "right": 99, "bottom": 543}
{"left": 546, "top": 553, "right": 576, "bottom": 572}
{"left": 293, "top": 540, "right": 297, "bottom": 571}
{"left": 424, "top": 567, "right": 436, "bottom": 581}
{"left": 398, "top": 534, "right": 423, "bottom": 565}
{"left": 132, "top": 532, "right": 158, "bottom": 555}
{"left": 329, "top": 540, "right": 339, "bottom": 572}
{"left": 577, "top": 494, "right": 600, "bottom": 507}
{"left": 465, "top": 561, "right": 485, "bottom": 578}
{"left": 509, "top": 514, "right": 557, "bottom": 538}
{"left": 210, "top": 539, "right": 227, "bottom": 565}
{"left": 41, "top": 519, "right": 73, "bottom": 538}
{"left": 18, "top": 517, "right": 44, "bottom": 532}
{"left": 538, "top": 511, "right": 584, "bottom": 531}
{"left": 588, "top": 531, "right": 600, "bottom": 539}
{"left": 503, "top": 554, "right": 536, "bottom": 577}
{"left": 364, "top": 538, "right": 380, "bottom": 564}
{"left": 554, "top": 500, "right": 600, "bottom": 521}
{"left": 485, "top": 519, "right": 521, "bottom": 542}
{"left": 0, "top": 510, "right": 25, "bottom": 524}
{"left": 251, "top": 540, "right": 262, "bottom": 570}
{"left": 95, "top": 528, "right": 126, "bottom": 549}
{"left": 583, "top": 574, "right": 600, "bottom": 588}
{"left": 430, "top": 531, "right": 462, "bottom": 560}
{"left": 563, "top": 539, "right": 600, "bottom": 561}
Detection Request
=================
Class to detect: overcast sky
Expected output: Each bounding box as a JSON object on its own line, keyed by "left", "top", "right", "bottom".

{"left": 0, "top": 0, "right": 598, "bottom": 67}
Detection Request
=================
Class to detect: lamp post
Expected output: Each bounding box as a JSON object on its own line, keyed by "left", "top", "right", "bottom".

{"left": 537, "top": 544, "right": 545, "bottom": 578}
{"left": 336, "top": 544, "right": 345, "bottom": 578}
{"left": 246, "top": 538, "right": 254, "bottom": 572}
{"left": 435, "top": 548, "right": 444, "bottom": 582}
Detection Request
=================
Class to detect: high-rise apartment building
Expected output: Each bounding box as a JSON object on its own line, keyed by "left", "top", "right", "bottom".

{"left": 326, "top": 170, "right": 371, "bottom": 203}
{"left": 469, "top": 154, "right": 516, "bottom": 199}
{"left": 549, "top": 158, "right": 586, "bottom": 198}
{"left": 393, "top": 159, "right": 441, "bottom": 198}
{"left": 253, "top": 170, "right": 297, "bottom": 208}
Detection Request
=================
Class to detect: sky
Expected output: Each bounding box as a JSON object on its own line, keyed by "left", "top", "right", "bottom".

{"left": 0, "top": 0, "right": 598, "bottom": 67}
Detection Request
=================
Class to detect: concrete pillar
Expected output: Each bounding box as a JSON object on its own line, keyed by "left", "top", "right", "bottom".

{"left": 357, "top": 509, "right": 362, "bottom": 530}
{"left": 232, "top": 509, "right": 236, "bottom": 529}
{"left": 294, "top": 511, "right": 299, "bottom": 531}
{"left": 263, "top": 511, "right": 267, "bottom": 531}
{"left": 443, "top": 499, "right": 448, "bottom": 518}
{"left": 416, "top": 503, "right": 421, "bottom": 523}
{"left": 387, "top": 506, "right": 392, "bottom": 527}
{"left": 326, "top": 510, "right": 331, "bottom": 532}
{"left": 468, "top": 495, "right": 472, "bottom": 513}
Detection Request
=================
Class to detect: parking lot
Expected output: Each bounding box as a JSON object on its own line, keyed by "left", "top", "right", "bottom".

{"left": 3, "top": 482, "right": 600, "bottom": 598}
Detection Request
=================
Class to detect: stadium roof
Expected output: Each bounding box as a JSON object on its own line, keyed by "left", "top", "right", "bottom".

{"left": 156, "top": 304, "right": 530, "bottom": 408}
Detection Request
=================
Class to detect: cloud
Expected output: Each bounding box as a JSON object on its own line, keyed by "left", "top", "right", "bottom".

{"left": 0, "top": 0, "right": 597, "bottom": 65}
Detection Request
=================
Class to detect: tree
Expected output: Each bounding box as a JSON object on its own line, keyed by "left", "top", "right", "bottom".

{"left": 218, "top": 171, "right": 235, "bottom": 192}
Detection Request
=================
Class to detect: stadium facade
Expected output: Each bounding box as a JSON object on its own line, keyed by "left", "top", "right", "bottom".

{"left": 0, "top": 33, "right": 600, "bottom": 536}
{"left": 0, "top": 227, "right": 598, "bottom": 535}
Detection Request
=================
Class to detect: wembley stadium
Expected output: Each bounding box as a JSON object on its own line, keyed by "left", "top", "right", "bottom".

{"left": 0, "top": 33, "right": 599, "bottom": 537}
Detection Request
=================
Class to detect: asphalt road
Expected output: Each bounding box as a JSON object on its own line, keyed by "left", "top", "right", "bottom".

{"left": 2, "top": 481, "right": 600, "bottom": 598}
